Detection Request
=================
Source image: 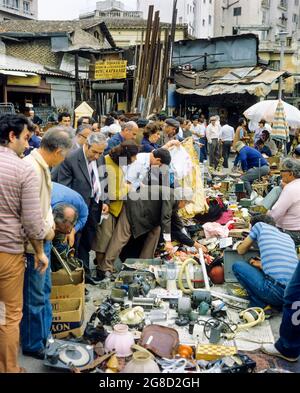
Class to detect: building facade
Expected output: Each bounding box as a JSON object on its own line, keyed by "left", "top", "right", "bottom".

{"left": 214, "top": 0, "right": 300, "bottom": 107}
{"left": 137, "top": 0, "right": 215, "bottom": 38}
{"left": 214, "top": 0, "right": 300, "bottom": 43}
{"left": 80, "top": 0, "right": 143, "bottom": 20}
{"left": 0, "top": 0, "right": 37, "bottom": 20}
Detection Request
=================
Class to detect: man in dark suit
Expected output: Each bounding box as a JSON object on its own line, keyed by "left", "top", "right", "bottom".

{"left": 103, "top": 186, "right": 194, "bottom": 273}
{"left": 56, "top": 133, "right": 109, "bottom": 280}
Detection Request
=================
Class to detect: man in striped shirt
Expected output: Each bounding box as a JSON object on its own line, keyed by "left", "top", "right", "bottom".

{"left": 0, "top": 114, "right": 47, "bottom": 373}
{"left": 21, "top": 128, "right": 73, "bottom": 360}
{"left": 233, "top": 215, "right": 299, "bottom": 310}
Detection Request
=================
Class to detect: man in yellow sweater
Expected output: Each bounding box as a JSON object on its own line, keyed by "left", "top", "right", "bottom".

{"left": 93, "top": 141, "right": 139, "bottom": 279}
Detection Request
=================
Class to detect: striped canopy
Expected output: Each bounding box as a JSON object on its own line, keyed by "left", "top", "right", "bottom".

{"left": 272, "top": 100, "right": 289, "bottom": 141}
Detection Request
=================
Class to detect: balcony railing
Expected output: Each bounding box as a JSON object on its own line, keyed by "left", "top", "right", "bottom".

{"left": 0, "top": 1, "right": 34, "bottom": 17}
{"left": 261, "top": 0, "right": 270, "bottom": 8}
{"left": 278, "top": 0, "right": 288, "bottom": 10}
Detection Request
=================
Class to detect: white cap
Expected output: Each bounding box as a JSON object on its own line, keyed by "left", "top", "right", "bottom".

{"left": 109, "top": 124, "right": 121, "bottom": 135}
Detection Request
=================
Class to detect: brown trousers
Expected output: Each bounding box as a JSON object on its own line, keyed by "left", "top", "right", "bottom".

{"left": 0, "top": 253, "right": 25, "bottom": 373}
{"left": 104, "top": 207, "right": 161, "bottom": 272}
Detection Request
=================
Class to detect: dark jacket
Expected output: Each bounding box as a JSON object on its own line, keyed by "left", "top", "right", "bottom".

{"left": 104, "top": 133, "right": 125, "bottom": 155}
{"left": 56, "top": 147, "right": 109, "bottom": 206}
{"left": 141, "top": 137, "right": 159, "bottom": 153}
{"left": 125, "top": 186, "right": 182, "bottom": 240}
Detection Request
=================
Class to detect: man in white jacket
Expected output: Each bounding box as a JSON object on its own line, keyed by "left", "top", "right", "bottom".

{"left": 206, "top": 116, "right": 221, "bottom": 169}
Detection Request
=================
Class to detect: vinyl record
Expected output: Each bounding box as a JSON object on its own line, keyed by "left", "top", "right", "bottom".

{"left": 59, "top": 345, "right": 91, "bottom": 367}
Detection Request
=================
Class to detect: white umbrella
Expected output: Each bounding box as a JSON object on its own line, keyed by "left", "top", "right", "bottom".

{"left": 244, "top": 100, "right": 300, "bottom": 128}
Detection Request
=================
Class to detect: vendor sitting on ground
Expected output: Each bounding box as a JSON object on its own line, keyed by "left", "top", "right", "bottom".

{"left": 260, "top": 154, "right": 300, "bottom": 212}
{"left": 267, "top": 158, "right": 300, "bottom": 246}
{"left": 102, "top": 186, "right": 201, "bottom": 273}
{"left": 261, "top": 130, "right": 278, "bottom": 156}
{"left": 255, "top": 139, "right": 272, "bottom": 158}
{"left": 234, "top": 141, "right": 270, "bottom": 196}
{"left": 293, "top": 144, "right": 300, "bottom": 159}
{"left": 233, "top": 214, "right": 299, "bottom": 311}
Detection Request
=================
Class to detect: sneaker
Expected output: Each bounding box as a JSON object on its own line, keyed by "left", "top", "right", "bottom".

{"left": 261, "top": 344, "right": 299, "bottom": 363}
{"left": 85, "top": 274, "right": 102, "bottom": 285}
{"left": 263, "top": 306, "right": 280, "bottom": 320}
{"left": 85, "top": 288, "right": 91, "bottom": 302}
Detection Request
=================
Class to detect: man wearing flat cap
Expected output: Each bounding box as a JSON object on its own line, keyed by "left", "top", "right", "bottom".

{"left": 159, "top": 118, "right": 180, "bottom": 146}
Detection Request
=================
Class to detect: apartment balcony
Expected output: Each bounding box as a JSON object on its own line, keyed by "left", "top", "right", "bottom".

{"left": 261, "top": 0, "right": 270, "bottom": 8}
{"left": 0, "top": 2, "right": 35, "bottom": 19}
{"left": 278, "top": 0, "right": 288, "bottom": 11}
{"left": 96, "top": 10, "right": 143, "bottom": 19}
{"left": 259, "top": 38, "right": 298, "bottom": 53}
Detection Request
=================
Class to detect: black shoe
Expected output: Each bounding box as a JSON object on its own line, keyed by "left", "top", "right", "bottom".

{"left": 23, "top": 348, "right": 45, "bottom": 360}
{"left": 96, "top": 269, "right": 106, "bottom": 281}
{"left": 85, "top": 288, "right": 91, "bottom": 302}
{"left": 85, "top": 274, "right": 103, "bottom": 285}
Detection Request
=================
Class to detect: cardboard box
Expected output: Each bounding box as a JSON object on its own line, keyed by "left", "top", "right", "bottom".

{"left": 51, "top": 298, "right": 84, "bottom": 339}
{"left": 51, "top": 269, "right": 84, "bottom": 301}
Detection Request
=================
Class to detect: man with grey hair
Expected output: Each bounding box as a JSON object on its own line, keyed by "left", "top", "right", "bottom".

{"left": 57, "top": 132, "right": 110, "bottom": 282}
{"left": 268, "top": 158, "right": 300, "bottom": 245}
{"left": 51, "top": 203, "right": 79, "bottom": 271}
{"left": 103, "top": 185, "right": 204, "bottom": 275}
{"left": 21, "top": 127, "right": 73, "bottom": 360}
{"left": 259, "top": 151, "right": 300, "bottom": 212}
{"left": 104, "top": 121, "right": 139, "bottom": 155}
{"left": 73, "top": 124, "right": 93, "bottom": 150}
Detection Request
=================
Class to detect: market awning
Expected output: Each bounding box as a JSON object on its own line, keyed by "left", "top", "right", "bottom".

{"left": 177, "top": 83, "right": 273, "bottom": 98}
{"left": 175, "top": 67, "right": 287, "bottom": 98}
{"left": 0, "top": 70, "right": 37, "bottom": 77}
{"left": 92, "top": 82, "right": 125, "bottom": 92}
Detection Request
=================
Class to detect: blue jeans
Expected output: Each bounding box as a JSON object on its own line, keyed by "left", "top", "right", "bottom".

{"left": 21, "top": 241, "right": 52, "bottom": 352}
{"left": 232, "top": 261, "right": 285, "bottom": 309}
{"left": 194, "top": 143, "right": 201, "bottom": 161}
{"left": 275, "top": 261, "right": 300, "bottom": 358}
{"left": 199, "top": 137, "right": 207, "bottom": 163}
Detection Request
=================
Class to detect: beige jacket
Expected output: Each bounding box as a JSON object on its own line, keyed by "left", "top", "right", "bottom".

{"left": 23, "top": 149, "right": 54, "bottom": 254}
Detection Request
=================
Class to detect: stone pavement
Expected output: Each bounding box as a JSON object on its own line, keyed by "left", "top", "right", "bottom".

{"left": 19, "top": 284, "right": 284, "bottom": 373}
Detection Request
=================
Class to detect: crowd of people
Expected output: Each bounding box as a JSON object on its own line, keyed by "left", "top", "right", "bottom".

{"left": 0, "top": 107, "right": 300, "bottom": 373}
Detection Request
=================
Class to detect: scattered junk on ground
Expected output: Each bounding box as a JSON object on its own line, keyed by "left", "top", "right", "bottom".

{"left": 43, "top": 137, "right": 296, "bottom": 375}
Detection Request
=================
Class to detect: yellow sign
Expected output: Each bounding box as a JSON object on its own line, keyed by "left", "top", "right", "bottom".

{"left": 94, "top": 60, "right": 127, "bottom": 80}
{"left": 7, "top": 75, "right": 41, "bottom": 87}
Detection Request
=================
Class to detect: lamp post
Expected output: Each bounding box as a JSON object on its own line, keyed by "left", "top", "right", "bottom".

{"left": 278, "top": 31, "right": 288, "bottom": 100}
